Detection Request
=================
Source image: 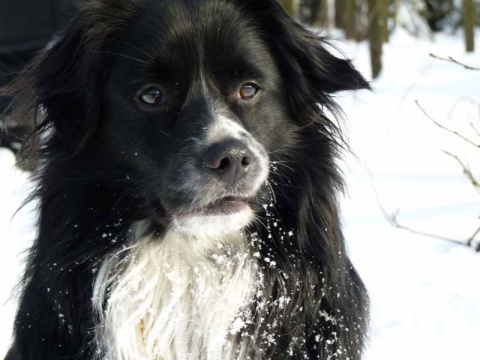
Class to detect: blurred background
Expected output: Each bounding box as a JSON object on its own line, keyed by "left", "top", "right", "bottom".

{"left": 281, "top": 0, "right": 478, "bottom": 76}
{"left": 1, "top": 1, "right": 479, "bottom": 359}
{"left": 280, "top": 1, "right": 480, "bottom": 359}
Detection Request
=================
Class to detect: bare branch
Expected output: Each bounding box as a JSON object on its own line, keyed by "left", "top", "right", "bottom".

{"left": 365, "top": 165, "right": 480, "bottom": 252}
{"left": 447, "top": 96, "right": 480, "bottom": 122}
{"left": 384, "top": 210, "right": 480, "bottom": 252}
{"left": 415, "top": 100, "right": 480, "bottom": 149}
{"left": 442, "top": 150, "right": 480, "bottom": 195}
{"left": 467, "top": 227, "right": 480, "bottom": 248}
{"left": 470, "top": 122, "right": 480, "bottom": 138}
{"left": 429, "top": 53, "right": 480, "bottom": 71}
{"left": 399, "top": 59, "right": 435, "bottom": 107}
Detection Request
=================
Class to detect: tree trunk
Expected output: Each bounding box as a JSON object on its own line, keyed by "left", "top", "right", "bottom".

{"left": 313, "top": 0, "right": 330, "bottom": 28}
{"left": 463, "top": 0, "right": 475, "bottom": 52}
{"left": 280, "top": 0, "right": 300, "bottom": 19}
{"left": 368, "top": 0, "right": 383, "bottom": 78}
{"left": 335, "top": 0, "right": 346, "bottom": 29}
{"left": 344, "top": 0, "right": 356, "bottom": 40}
{"left": 393, "top": 0, "right": 400, "bottom": 29}
{"left": 381, "top": 0, "right": 389, "bottom": 43}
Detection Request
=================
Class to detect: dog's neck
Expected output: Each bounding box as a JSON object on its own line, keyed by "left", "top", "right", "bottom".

{"left": 93, "top": 227, "right": 257, "bottom": 360}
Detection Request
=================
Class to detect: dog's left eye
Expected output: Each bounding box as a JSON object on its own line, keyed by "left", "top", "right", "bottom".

{"left": 138, "top": 87, "right": 165, "bottom": 107}
{"left": 239, "top": 83, "right": 260, "bottom": 100}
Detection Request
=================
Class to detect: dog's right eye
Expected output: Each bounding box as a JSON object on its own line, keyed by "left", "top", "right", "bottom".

{"left": 138, "top": 87, "right": 166, "bottom": 107}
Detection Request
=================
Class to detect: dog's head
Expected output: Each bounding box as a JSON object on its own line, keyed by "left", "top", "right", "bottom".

{"left": 13, "top": 0, "right": 368, "bottom": 236}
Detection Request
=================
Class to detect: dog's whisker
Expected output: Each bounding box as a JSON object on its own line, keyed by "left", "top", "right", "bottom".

{"left": 270, "top": 161, "right": 297, "bottom": 173}
{"left": 93, "top": 51, "right": 148, "bottom": 65}
{"left": 153, "top": 126, "right": 182, "bottom": 142}
{"left": 265, "top": 180, "right": 277, "bottom": 205}
{"left": 111, "top": 40, "right": 155, "bottom": 60}
{"left": 269, "top": 180, "right": 326, "bottom": 197}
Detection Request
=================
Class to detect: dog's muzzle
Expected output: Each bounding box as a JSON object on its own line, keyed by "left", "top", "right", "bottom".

{"left": 169, "top": 116, "right": 269, "bottom": 235}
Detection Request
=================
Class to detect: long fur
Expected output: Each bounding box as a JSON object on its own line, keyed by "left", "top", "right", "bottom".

{"left": 93, "top": 225, "right": 257, "bottom": 360}
{"left": 5, "top": 1, "right": 370, "bottom": 359}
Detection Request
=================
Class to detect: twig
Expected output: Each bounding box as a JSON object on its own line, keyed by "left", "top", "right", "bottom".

{"left": 385, "top": 210, "right": 480, "bottom": 252}
{"left": 365, "top": 165, "right": 480, "bottom": 252}
{"left": 471, "top": 123, "right": 480, "bottom": 138}
{"left": 447, "top": 97, "right": 480, "bottom": 122}
{"left": 415, "top": 100, "right": 480, "bottom": 149}
{"left": 399, "top": 59, "right": 435, "bottom": 107}
{"left": 429, "top": 53, "right": 480, "bottom": 71}
{"left": 467, "top": 227, "right": 480, "bottom": 248}
{"left": 443, "top": 150, "right": 480, "bottom": 195}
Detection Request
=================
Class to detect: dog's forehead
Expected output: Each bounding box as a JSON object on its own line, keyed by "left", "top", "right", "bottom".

{"left": 122, "top": 1, "right": 269, "bottom": 75}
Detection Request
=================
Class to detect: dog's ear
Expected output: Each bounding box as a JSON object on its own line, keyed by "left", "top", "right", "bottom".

{"left": 5, "top": 16, "right": 104, "bottom": 158}
{"left": 36, "top": 21, "right": 103, "bottom": 155}
{"left": 7, "top": 1, "right": 138, "bottom": 158}
{"left": 236, "top": 0, "right": 369, "bottom": 111}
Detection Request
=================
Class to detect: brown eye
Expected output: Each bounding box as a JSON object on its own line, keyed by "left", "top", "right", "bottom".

{"left": 138, "top": 87, "right": 165, "bottom": 107}
{"left": 239, "top": 83, "right": 260, "bottom": 100}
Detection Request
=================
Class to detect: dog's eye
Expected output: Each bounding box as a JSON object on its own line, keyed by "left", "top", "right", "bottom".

{"left": 138, "top": 87, "right": 165, "bottom": 107}
{"left": 239, "top": 83, "right": 260, "bottom": 100}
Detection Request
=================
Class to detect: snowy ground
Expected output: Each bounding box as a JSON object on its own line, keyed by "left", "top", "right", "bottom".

{"left": 1, "top": 28, "right": 480, "bottom": 359}
{"left": 337, "top": 28, "right": 480, "bottom": 359}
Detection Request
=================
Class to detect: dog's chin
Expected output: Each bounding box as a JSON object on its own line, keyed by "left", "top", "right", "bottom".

{"left": 172, "top": 198, "right": 255, "bottom": 236}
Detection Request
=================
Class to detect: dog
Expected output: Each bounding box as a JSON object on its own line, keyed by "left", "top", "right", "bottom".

{"left": 5, "top": 1, "right": 369, "bottom": 359}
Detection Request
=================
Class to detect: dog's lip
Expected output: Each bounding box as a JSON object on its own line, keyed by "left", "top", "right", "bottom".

{"left": 178, "top": 196, "right": 252, "bottom": 217}
{"left": 205, "top": 196, "right": 251, "bottom": 209}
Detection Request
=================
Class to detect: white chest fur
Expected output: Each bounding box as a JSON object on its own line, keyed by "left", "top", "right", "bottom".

{"left": 93, "top": 230, "right": 257, "bottom": 360}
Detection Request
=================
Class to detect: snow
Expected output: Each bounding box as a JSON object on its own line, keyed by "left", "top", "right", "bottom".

{"left": 336, "top": 28, "right": 480, "bottom": 359}
{"left": 1, "top": 27, "right": 480, "bottom": 359}
{"left": 0, "top": 150, "right": 36, "bottom": 358}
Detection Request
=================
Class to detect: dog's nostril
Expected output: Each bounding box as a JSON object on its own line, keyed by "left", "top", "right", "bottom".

{"left": 218, "top": 157, "right": 231, "bottom": 170}
{"left": 203, "top": 139, "right": 256, "bottom": 182}
{"left": 241, "top": 155, "right": 251, "bottom": 167}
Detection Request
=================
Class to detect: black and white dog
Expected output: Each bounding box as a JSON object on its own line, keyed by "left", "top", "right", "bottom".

{"left": 5, "top": 1, "right": 369, "bottom": 359}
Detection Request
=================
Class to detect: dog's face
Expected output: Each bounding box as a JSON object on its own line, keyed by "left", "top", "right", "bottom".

{"left": 99, "top": 3, "right": 296, "bottom": 234}
{"left": 25, "top": 0, "right": 368, "bottom": 236}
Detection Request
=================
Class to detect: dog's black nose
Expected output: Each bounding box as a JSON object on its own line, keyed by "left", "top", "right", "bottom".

{"left": 203, "top": 139, "right": 255, "bottom": 183}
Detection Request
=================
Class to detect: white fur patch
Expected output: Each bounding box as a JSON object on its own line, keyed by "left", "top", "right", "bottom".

{"left": 205, "top": 115, "right": 246, "bottom": 143}
{"left": 173, "top": 208, "right": 254, "bottom": 236}
{"left": 93, "top": 227, "right": 257, "bottom": 360}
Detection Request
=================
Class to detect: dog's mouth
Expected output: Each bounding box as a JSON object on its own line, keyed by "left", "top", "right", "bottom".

{"left": 169, "top": 195, "right": 256, "bottom": 235}
{"left": 182, "top": 196, "right": 253, "bottom": 217}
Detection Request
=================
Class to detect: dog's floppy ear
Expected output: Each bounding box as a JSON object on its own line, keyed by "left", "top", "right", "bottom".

{"left": 33, "top": 20, "right": 103, "bottom": 156}
{"left": 4, "top": 16, "right": 104, "bottom": 159}
{"left": 7, "top": 1, "right": 138, "bottom": 158}
{"left": 237, "top": 0, "right": 368, "bottom": 111}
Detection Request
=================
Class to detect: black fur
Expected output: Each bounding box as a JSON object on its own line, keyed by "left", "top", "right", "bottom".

{"left": 5, "top": 1, "right": 369, "bottom": 359}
